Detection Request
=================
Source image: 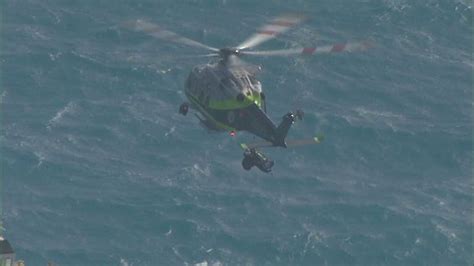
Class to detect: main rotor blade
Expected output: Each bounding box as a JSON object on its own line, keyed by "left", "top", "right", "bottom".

{"left": 175, "top": 53, "right": 220, "bottom": 59}
{"left": 122, "top": 19, "right": 219, "bottom": 52}
{"left": 240, "top": 40, "right": 373, "bottom": 57}
{"left": 237, "top": 14, "right": 306, "bottom": 50}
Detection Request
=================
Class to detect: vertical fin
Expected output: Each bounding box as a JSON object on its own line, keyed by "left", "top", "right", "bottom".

{"left": 274, "top": 112, "right": 296, "bottom": 147}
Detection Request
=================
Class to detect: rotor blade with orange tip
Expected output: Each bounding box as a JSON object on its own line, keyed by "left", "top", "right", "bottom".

{"left": 241, "top": 40, "right": 374, "bottom": 57}
{"left": 122, "top": 19, "right": 219, "bottom": 52}
{"left": 237, "top": 13, "right": 307, "bottom": 50}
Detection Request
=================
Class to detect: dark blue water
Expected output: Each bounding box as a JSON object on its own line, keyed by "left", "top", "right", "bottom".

{"left": 1, "top": 0, "right": 472, "bottom": 265}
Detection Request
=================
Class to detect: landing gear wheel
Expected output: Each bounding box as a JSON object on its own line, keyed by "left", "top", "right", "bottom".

{"left": 242, "top": 156, "right": 253, "bottom": 170}
{"left": 179, "top": 103, "right": 189, "bottom": 115}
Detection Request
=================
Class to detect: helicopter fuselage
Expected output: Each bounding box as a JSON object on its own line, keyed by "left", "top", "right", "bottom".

{"left": 183, "top": 61, "right": 291, "bottom": 145}
{"left": 124, "top": 15, "right": 341, "bottom": 171}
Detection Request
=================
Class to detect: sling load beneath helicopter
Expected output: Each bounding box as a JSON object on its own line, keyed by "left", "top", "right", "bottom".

{"left": 122, "top": 14, "right": 371, "bottom": 172}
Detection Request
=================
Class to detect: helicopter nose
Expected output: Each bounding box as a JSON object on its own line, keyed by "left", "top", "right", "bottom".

{"left": 245, "top": 91, "right": 260, "bottom": 105}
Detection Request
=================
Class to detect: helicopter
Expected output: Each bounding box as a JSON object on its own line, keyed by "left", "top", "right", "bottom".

{"left": 122, "top": 14, "right": 371, "bottom": 172}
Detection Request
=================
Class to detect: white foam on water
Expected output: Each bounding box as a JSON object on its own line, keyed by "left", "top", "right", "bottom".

{"left": 47, "top": 102, "right": 77, "bottom": 130}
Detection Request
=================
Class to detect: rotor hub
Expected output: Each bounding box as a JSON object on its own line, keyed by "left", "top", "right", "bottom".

{"left": 219, "top": 47, "right": 241, "bottom": 59}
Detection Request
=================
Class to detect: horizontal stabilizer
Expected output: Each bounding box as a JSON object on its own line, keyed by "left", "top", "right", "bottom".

{"left": 240, "top": 135, "right": 324, "bottom": 149}
{"left": 286, "top": 135, "right": 324, "bottom": 148}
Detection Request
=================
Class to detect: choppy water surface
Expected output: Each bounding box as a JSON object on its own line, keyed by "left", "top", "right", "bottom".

{"left": 1, "top": 0, "right": 472, "bottom": 265}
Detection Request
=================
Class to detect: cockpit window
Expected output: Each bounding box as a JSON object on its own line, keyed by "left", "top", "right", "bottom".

{"left": 248, "top": 75, "right": 259, "bottom": 85}
{"left": 240, "top": 77, "right": 249, "bottom": 86}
